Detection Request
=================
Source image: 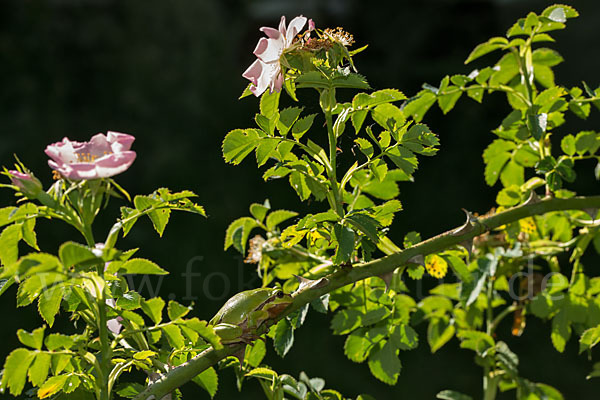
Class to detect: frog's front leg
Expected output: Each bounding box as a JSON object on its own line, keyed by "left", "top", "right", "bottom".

{"left": 213, "top": 323, "right": 244, "bottom": 343}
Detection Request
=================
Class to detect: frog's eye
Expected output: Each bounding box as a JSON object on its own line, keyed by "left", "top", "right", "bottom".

{"left": 276, "top": 291, "right": 284, "bottom": 298}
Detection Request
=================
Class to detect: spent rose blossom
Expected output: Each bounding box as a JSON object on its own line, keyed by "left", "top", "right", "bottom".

{"left": 243, "top": 15, "right": 308, "bottom": 97}
{"left": 45, "top": 131, "right": 136, "bottom": 180}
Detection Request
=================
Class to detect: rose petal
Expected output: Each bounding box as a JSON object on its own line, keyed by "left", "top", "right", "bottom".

{"left": 255, "top": 38, "right": 283, "bottom": 63}
{"left": 107, "top": 131, "right": 135, "bottom": 152}
{"left": 272, "top": 72, "right": 284, "bottom": 92}
{"left": 93, "top": 151, "right": 137, "bottom": 178}
{"left": 107, "top": 318, "right": 122, "bottom": 335}
{"left": 278, "top": 15, "right": 287, "bottom": 37}
{"left": 285, "top": 16, "right": 307, "bottom": 46}
{"left": 242, "top": 59, "right": 264, "bottom": 86}
{"left": 260, "top": 27, "right": 281, "bottom": 39}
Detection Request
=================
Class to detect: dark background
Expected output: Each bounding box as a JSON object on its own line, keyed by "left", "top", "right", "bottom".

{"left": 1, "top": 0, "right": 599, "bottom": 398}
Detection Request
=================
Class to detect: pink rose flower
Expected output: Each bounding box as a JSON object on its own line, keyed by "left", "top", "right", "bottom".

{"left": 243, "top": 15, "right": 308, "bottom": 97}
{"left": 45, "top": 131, "right": 136, "bottom": 180}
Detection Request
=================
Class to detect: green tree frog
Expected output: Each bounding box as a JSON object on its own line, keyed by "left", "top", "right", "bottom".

{"left": 209, "top": 288, "right": 293, "bottom": 344}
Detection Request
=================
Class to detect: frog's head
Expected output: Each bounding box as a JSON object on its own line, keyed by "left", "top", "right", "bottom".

{"left": 261, "top": 288, "right": 293, "bottom": 318}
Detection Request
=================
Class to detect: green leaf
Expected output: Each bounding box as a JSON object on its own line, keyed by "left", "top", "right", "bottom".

{"left": 45, "top": 334, "right": 75, "bottom": 351}
{"left": 332, "top": 73, "right": 370, "bottom": 90}
{"left": 427, "top": 317, "right": 455, "bottom": 353}
{"left": 249, "top": 202, "right": 270, "bottom": 223}
{"left": 457, "top": 330, "right": 494, "bottom": 355}
{"left": 162, "top": 324, "right": 185, "bottom": 349}
{"left": 526, "top": 113, "right": 547, "bottom": 140}
{"left": 133, "top": 350, "right": 157, "bottom": 360}
{"left": 346, "top": 213, "right": 380, "bottom": 243}
{"left": 532, "top": 48, "right": 564, "bottom": 67}
{"left": 371, "top": 103, "right": 405, "bottom": 131}
{"left": 489, "top": 53, "right": 518, "bottom": 86}
{"left": 141, "top": 297, "right": 165, "bottom": 324}
{"left": 496, "top": 185, "right": 521, "bottom": 206}
{"left": 5, "top": 253, "right": 63, "bottom": 281}
{"left": 116, "top": 383, "right": 145, "bottom": 398}
{"left": 28, "top": 352, "right": 51, "bottom": 387}
{"left": 20, "top": 218, "right": 38, "bottom": 250}
{"left": 403, "top": 90, "right": 436, "bottom": 122}
{"left": 542, "top": 4, "right": 579, "bottom": 20}
{"left": 333, "top": 224, "right": 355, "bottom": 264}
{"left": 344, "top": 329, "right": 373, "bottom": 362}
{"left": 551, "top": 310, "right": 571, "bottom": 352}
{"left": 561, "top": 135, "right": 576, "bottom": 156}
{"left": 499, "top": 160, "right": 524, "bottom": 187}
{"left": 403, "top": 231, "right": 421, "bottom": 248}
{"left": 184, "top": 318, "right": 222, "bottom": 349}
{"left": 438, "top": 88, "right": 462, "bottom": 114}
{"left": 37, "top": 374, "right": 68, "bottom": 399}
{"left": 224, "top": 216, "right": 258, "bottom": 253}
{"left": 273, "top": 318, "right": 294, "bottom": 357}
{"left": 407, "top": 265, "right": 425, "bottom": 280}
{"left": 443, "top": 254, "right": 471, "bottom": 283}
{"left": 437, "top": 390, "right": 474, "bottom": 400}
{"left": 260, "top": 90, "right": 280, "bottom": 118}
{"left": 17, "top": 272, "right": 64, "bottom": 307}
{"left": 110, "top": 258, "right": 168, "bottom": 275}
{"left": 353, "top": 89, "right": 406, "bottom": 109}
{"left": 245, "top": 339, "right": 267, "bottom": 367}
{"left": 355, "top": 138, "right": 374, "bottom": 158}
{"left": 0, "top": 224, "right": 22, "bottom": 267}
{"left": 1, "top": 348, "right": 35, "bottom": 395}
{"left": 311, "top": 294, "right": 330, "bottom": 314}
{"left": 266, "top": 210, "right": 298, "bottom": 231}
{"left": 133, "top": 195, "right": 171, "bottom": 237}
{"left": 38, "top": 284, "right": 65, "bottom": 327}
{"left": 465, "top": 37, "right": 508, "bottom": 64}
{"left": 17, "top": 327, "right": 45, "bottom": 350}
{"left": 277, "top": 107, "right": 303, "bottom": 136}
{"left": 483, "top": 140, "right": 516, "bottom": 186}
{"left": 0, "top": 277, "right": 14, "bottom": 297}
{"left": 245, "top": 367, "right": 278, "bottom": 380}
{"left": 292, "top": 114, "right": 317, "bottom": 140}
{"left": 352, "top": 109, "right": 369, "bottom": 133}
{"left": 51, "top": 353, "right": 71, "bottom": 375}
{"left": 367, "top": 341, "right": 401, "bottom": 385}
{"left": 58, "top": 241, "right": 99, "bottom": 267}
{"left": 575, "top": 131, "right": 598, "bottom": 155}
{"left": 555, "top": 157, "right": 576, "bottom": 182}
{"left": 255, "top": 138, "right": 280, "bottom": 167}
{"left": 167, "top": 300, "right": 190, "bottom": 320}
{"left": 331, "top": 309, "right": 362, "bottom": 335}
{"left": 466, "top": 86, "right": 484, "bottom": 103}
{"left": 361, "top": 308, "right": 390, "bottom": 327}
{"left": 117, "top": 291, "right": 142, "bottom": 310}
{"left": 385, "top": 146, "right": 418, "bottom": 177}
{"left": 192, "top": 367, "right": 219, "bottom": 399}
{"left": 389, "top": 324, "right": 419, "bottom": 350}
{"left": 289, "top": 171, "right": 311, "bottom": 201}
{"left": 579, "top": 326, "right": 600, "bottom": 354}
{"left": 222, "top": 129, "right": 260, "bottom": 165}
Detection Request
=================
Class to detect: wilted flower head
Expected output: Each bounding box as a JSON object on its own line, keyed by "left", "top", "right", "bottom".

{"left": 7, "top": 170, "right": 43, "bottom": 198}
{"left": 245, "top": 235, "right": 266, "bottom": 264}
{"left": 45, "top": 131, "right": 136, "bottom": 180}
{"left": 323, "top": 27, "right": 355, "bottom": 47}
{"left": 243, "top": 15, "right": 308, "bottom": 97}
